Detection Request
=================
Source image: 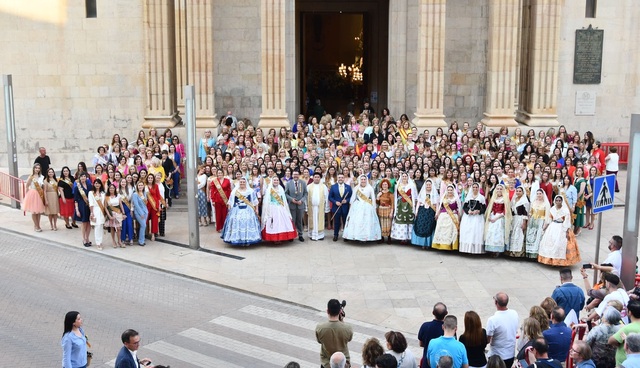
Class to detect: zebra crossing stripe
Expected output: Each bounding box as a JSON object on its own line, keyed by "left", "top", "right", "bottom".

{"left": 211, "top": 315, "right": 363, "bottom": 365}
{"left": 179, "top": 327, "right": 317, "bottom": 367}
{"left": 145, "top": 340, "right": 243, "bottom": 368}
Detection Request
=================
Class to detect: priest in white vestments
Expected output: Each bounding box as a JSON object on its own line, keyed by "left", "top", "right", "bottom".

{"left": 307, "top": 172, "right": 330, "bottom": 240}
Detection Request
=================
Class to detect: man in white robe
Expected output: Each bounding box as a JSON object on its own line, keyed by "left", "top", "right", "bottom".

{"left": 307, "top": 172, "right": 330, "bottom": 240}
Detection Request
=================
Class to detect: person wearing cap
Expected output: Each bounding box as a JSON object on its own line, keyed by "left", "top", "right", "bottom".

{"left": 587, "top": 273, "right": 630, "bottom": 322}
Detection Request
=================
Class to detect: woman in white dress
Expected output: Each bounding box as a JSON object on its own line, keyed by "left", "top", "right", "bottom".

{"left": 538, "top": 195, "right": 581, "bottom": 266}
{"left": 484, "top": 183, "right": 512, "bottom": 256}
{"left": 390, "top": 172, "right": 417, "bottom": 243}
{"left": 525, "top": 188, "right": 551, "bottom": 259}
{"left": 261, "top": 176, "right": 297, "bottom": 243}
{"left": 508, "top": 186, "right": 530, "bottom": 257}
{"left": 88, "top": 179, "right": 106, "bottom": 250}
{"left": 343, "top": 175, "right": 382, "bottom": 242}
{"left": 459, "top": 182, "right": 486, "bottom": 254}
{"left": 432, "top": 184, "right": 462, "bottom": 251}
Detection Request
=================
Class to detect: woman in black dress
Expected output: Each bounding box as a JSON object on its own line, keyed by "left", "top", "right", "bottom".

{"left": 459, "top": 311, "right": 488, "bottom": 368}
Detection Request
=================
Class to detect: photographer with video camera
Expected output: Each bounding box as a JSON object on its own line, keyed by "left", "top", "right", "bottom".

{"left": 316, "top": 299, "right": 353, "bottom": 368}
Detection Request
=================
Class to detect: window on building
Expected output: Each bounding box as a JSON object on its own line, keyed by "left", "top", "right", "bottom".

{"left": 86, "top": 0, "right": 97, "bottom": 18}
{"left": 586, "top": 0, "right": 597, "bottom": 18}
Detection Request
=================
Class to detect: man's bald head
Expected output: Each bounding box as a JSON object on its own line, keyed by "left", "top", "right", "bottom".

{"left": 494, "top": 292, "right": 509, "bottom": 308}
{"left": 330, "top": 352, "right": 346, "bottom": 368}
{"left": 433, "top": 302, "right": 448, "bottom": 320}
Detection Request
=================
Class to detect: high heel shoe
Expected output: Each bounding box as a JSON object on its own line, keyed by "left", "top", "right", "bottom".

{"left": 71, "top": 223, "right": 79, "bottom": 228}
{"left": 65, "top": 225, "right": 72, "bottom": 229}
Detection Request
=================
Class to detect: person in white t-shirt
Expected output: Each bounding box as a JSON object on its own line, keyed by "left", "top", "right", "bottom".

{"left": 588, "top": 273, "right": 630, "bottom": 322}
{"left": 605, "top": 146, "right": 620, "bottom": 192}
{"left": 592, "top": 235, "right": 622, "bottom": 276}
{"left": 487, "top": 292, "right": 520, "bottom": 368}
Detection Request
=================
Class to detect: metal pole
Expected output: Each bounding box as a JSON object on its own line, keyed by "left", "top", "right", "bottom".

{"left": 622, "top": 114, "right": 640, "bottom": 288}
{"left": 3, "top": 75, "right": 19, "bottom": 209}
{"left": 593, "top": 212, "right": 602, "bottom": 285}
{"left": 184, "top": 85, "right": 200, "bottom": 250}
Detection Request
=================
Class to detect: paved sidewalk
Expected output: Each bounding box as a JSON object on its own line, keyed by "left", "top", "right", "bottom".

{"left": 0, "top": 170, "right": 632, "bottom": 335}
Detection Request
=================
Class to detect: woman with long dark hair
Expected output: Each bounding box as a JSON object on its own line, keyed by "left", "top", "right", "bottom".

{"left": 61, "top": 311, "right": 88, "bottom": 368}
{"left": 459, "top": 311, "right": 488, "bottom": 368}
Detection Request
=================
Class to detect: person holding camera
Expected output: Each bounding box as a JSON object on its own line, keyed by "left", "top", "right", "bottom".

{"left": 316, "top": 299, "right": 353, "bottom": 368}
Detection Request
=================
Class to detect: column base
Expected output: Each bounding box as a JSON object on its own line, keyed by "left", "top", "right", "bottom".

{"left": 142, "top": 115, "right": 181, "bottom": 129}
{"left": 515, "top": 110, "right": 559, "bottom": 127}
{"left": 258, "top": 114, "right": 290, "bottom": 128}
{"left": 412, "top": 113, "right": 447, "bottom": 128}
{"left": 195, "top": 115, "right": 218, "bottom": 129}
{"left": 481, "top": 113, "right": 519, "bottom": 127}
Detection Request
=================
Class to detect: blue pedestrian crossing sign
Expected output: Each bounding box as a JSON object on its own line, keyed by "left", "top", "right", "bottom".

{"left": 593, "top": 174, "right": 616, "bottom": 214}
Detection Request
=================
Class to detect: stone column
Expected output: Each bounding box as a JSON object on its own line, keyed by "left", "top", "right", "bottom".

{"left": 186, "top": 0, "right": 217, "bottom": 128}
{"left": 388, "top": 0, "right": 408, "bottom": 117}
{"left": 482, "top": 0, "right": 521, "bottom": 127}
{"left": 413, "top": 0, "right": 447, "bottom": 128}
{"left": 517, "top": 0, "right": 562, "bottom": 127}
{"left": 258, "top": 0, "right": 289, "bottom": 128}
{"left": 143, "top": 0, "right": 179, "bottom": 128}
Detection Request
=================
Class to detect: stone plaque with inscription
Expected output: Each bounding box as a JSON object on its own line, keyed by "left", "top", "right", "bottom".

{"left": 575, "top": 91, "right": 596, "bottom": 116}
{"left": 573, "top": 25, "right": 604, "bottom": 84}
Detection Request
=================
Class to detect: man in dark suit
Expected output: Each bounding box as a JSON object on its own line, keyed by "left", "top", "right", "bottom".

{"left": 285, "top": 169, "right": 307, "bottom": 242}
{"left": 115, "top": 329, "right": 153, "bottom": 368}
{"left": 328, "top": 174, "right": 352, "bottom": 242}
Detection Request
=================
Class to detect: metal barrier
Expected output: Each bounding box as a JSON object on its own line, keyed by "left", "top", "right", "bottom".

{"left": 0, "top": 171, "right": 25, "bottom": 206}
{"left": 601, "top": 142, "right": 630, "bottom": 165}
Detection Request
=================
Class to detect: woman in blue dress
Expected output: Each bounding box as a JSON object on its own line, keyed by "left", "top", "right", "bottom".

{"left": 118, "top": 178, "right": 134, "bottom": 245}
{"left": 222, "top": 177, "right": 262, "bottom": 246}
{"left": 131, "top": 181, "right": 149, "bottom": 246}
{"left": 412, "top": 179, "right": 439, "bottom": 248}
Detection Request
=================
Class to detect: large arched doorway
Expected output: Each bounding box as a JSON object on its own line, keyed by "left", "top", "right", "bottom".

{"left": 296, "top": 0, "right": 389, "bottom": 119}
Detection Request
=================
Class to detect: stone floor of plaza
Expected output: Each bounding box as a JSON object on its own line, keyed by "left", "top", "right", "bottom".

{"left": 0, "top": 169, "right": 631, "bottom": 335}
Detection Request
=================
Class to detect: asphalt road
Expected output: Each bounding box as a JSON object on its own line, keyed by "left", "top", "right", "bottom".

{"left": 0, "top": 229, "right": 418, "bottom": 367}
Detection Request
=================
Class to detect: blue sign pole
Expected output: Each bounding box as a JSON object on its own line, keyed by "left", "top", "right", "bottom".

{"left": 591, "top": 174, "right": 616, "bottom": 284}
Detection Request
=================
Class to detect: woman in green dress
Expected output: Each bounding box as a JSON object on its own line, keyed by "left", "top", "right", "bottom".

{"left": 573, "top": 167, "right": 587, "bottom": 236}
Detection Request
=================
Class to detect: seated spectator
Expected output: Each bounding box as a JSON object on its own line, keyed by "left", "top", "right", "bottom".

{"left": 525, "top": 338, "right": 563, "bottom": 368}
{"left": 569, "top": 340, "right": 595, "bottom": 368}
{"left": 540, "top": 297, "right": 557, "bottom": 320}
{"left": 542, "top": 307, "right": 572, "bottom": 362}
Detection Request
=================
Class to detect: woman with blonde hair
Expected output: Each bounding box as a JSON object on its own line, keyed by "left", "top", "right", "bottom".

{"left": 23, "top": 164, "right": 46, "bottom": 232}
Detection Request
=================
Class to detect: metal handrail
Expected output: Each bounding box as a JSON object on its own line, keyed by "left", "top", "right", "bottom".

{"left": 0, "top": 171, "right": 25, "bottom": 206}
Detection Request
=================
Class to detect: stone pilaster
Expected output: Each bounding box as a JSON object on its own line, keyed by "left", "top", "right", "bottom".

{"left": 517, "top": 0, "right": 562, "bottom": 127}
{"left": 258, "top": 0, "right": 289, "bottom": 129}
{"left": 482, "top": 0, "right": 521, "bottom": 128}
{"left": 143, "top": 0, "right": 179, "bottom": 128}
{"left": 186, "top": 0, "right": 216, "bottom": 128}
{"left": 412, "top": 0, "right": 447, "bottom": 128}
{"left": 388, "top": 0, "right": 408, "bottom": 118}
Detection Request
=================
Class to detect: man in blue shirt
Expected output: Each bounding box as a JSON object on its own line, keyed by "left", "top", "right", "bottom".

{"left": 418, "top": 302, "right": 448, "bottom": 367}
{"left": 551, "top": 268, "right": 585, "bottom": 319}
{"left": 542, "top": 307, "right": 572, "bottom": 362}
{"left": 426, "top": 315, "right": 469, "bottom": 368}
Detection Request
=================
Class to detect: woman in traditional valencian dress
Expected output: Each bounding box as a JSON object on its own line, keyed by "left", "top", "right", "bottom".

{"left": 484, "top": 184, "right": 512, "bottom": 256}
{"left": 459, "top": 182, "right": 486, "bottom": 254}
{"left": 261, "top": 176, "right": 297, "bottom": 243}
{"left": 131, "top": 181, "right": 149, "bottom": 246}
{"left": 23, "top": 164, "right": 45, "bottom": 232}
{"left": 196, "top": 166, "right": 209, "bottom": 227}
{"left": 412, "top": 179, "right": 439, "bottom": 249}
{"left": 222, "top": 177, "right": 262, "bottom": 246}
{"left": 209, "top": 168, "right": 233, "bottom": 233}
{"left": 507, "top": 186, "right": 530, "bottom": 257}
{"left": 432, "top": 184, "right": 462, "bottom": 251}
{"left": 573, "top": 167, "right": 587, "bottom": 236}
{"left": 538, "top": 195, "right": 581, "bottom": 266}
{"left": 43, "top": 168, "right": 60, "bottom": 231}
{"left": 390, "top": 172, "right": 417, "bottom": 243}
{"left": 525, "top": 189, "right": 550, "bottom": 259}
{"left": 88, "top": 179, "right": 106, "bottom": 250}
{"left": 377, "top": 179, "right": 395, "bottom": 243}
{"left": 343, "top": 175, "right": 381, "bottom": 242}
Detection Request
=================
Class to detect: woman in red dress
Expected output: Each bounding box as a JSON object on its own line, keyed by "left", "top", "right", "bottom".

{"left": 539, "top": 171, "right": 554, "bottom": 204}
{"left": 209, "top": 169, "right": 232, "bottom": 232}
{"left": 145, "top": 174, "right": 161, "bottom": 241}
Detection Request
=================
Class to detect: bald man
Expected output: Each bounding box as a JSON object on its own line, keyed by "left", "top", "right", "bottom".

{"left": 487, "top": 292, "right": 519, "bottom": 368}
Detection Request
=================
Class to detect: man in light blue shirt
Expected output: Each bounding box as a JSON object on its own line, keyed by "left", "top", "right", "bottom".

{"left": 426, "top": 315, "right": 469, "bottom": 368}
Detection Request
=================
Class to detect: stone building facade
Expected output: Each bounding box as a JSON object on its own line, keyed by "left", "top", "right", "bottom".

{"left": 0, "top": 0, "right": 638, "bottom": 166}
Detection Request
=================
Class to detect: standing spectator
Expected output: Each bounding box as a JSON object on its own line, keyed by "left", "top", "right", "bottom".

{"left": 115, "top": 329, "right": 153, "bottom": 368}
{"left": 609, "top": 300, "right": 640, "bottom": 367}
{"left": 316, "top": 299, "right": 353, "bottom": 368}
{"left": 61, "top": 311, "right": 88, "bottom": 368}
{"left": 591, "top": 141, "right": 606, "bottom": 169}
{"left": 459, "top": 311, "right": 488, "bottom": 368}
{"left": 426, "top": 315, "right": 469, "bottom": 368}
{"left": 361, "top": 337, "right": 385, "bottom": 368}
{"left": 622, "top": 333, "right": 640, "bottom": 368}
{"left": 591, "top": 235, "right": 623, "bottom": 276}
{"left": 418, "top": 302, "right": 448, "bottom": 368}
{"left": 542, "top": 307, "right": 572, "bottom": 362}
{"left": 487, "top": 292, "right": 519, "bottom": 367}
{"left": 384, "top": 331, "right": 417, "bottom": 368}
{"left": 605, "top": 146, "right": 620, "bottom": 192}
{"left": 486, "top": 355, "right": 506, "bottom": 368}
{"left": 34, "top": 146, "right": 51, "bottom": 174}
{"left": 570, "top": 340, "right": 596, "bottom": 368}
{"left": 284, "top": 170, "right": 307, "bottom": 241}
{"left": 551, "top": 268, "right": 586, "bottom": 318}
{"left": 525, "top": 338, "right": 562, "bottom": 368}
